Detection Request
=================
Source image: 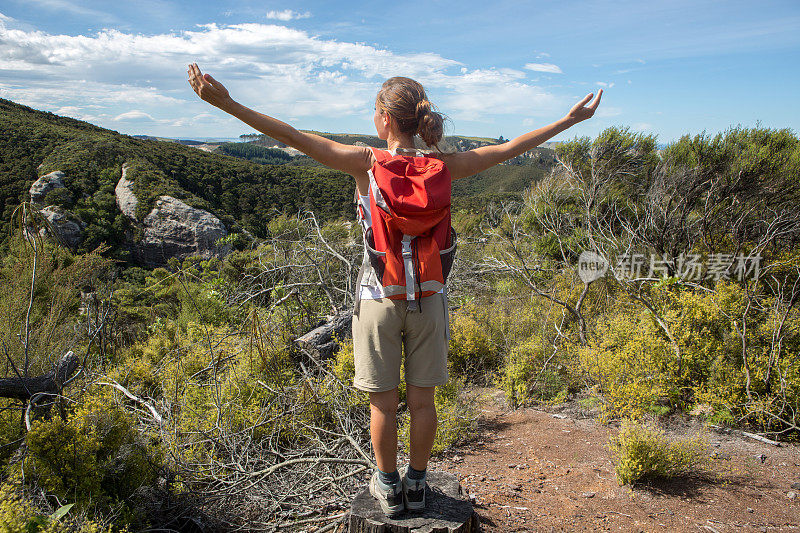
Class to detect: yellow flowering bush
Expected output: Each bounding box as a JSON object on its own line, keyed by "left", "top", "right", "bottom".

{"left": 0, "top": 482, "right": 118, "bottom": 532}
{"left": 608, "top": 418, "right": 708, "bottom": 486}
{"left": 22, "top": 389, "right": 161, "bottom": 526}
{"left": 498, "top": 337, "right": 571, "bottom": 408}
{"left": 448, "top": 309, "right": 498, "bottom": 376}
{"left": 578, "top": 310, "right": 676, "bottom": 422}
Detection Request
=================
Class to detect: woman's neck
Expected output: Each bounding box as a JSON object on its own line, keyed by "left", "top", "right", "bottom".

{"left": 386, "top": 132, "right": 416, "bottom": 152}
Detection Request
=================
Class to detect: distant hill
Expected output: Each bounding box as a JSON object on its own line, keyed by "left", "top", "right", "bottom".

{"left": 229, "top": 131, "right": 558, "bottom": 204}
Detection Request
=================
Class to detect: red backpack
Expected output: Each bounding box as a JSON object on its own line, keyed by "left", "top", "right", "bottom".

{"left": 355, "top": 147, "right": 457, "bottom": 313}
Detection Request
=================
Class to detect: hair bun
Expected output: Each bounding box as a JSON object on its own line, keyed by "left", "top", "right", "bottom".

{"left": 415, "top": 99, "right": 431, "bottom": 120}
{"left": 416, "top": 106, "right": 444, "bottom": 149}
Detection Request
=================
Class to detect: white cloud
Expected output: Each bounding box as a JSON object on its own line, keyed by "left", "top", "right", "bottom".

{"left": 266, "top": 9, "right": 311, "bottom": 21}
{"left": 596, "top": 81, "right": 615, "bottom": 88}
{"left": 0, "top": 20, "right": 567, "bottom": 135}
{"left": 54, "top": 105, "right": 104, "bottom": 122}
{"left": 114, "top": 110, "right": 154, "bottom": 121}
{"left": 632, "top": 122, "right": 653, "bottom": 132}
{"left": 524, "top": 62, "right": 563, "bottom": 74}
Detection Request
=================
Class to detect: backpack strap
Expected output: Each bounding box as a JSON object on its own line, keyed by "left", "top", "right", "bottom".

{"left": 401, "top": 234, "right": 418, "bottom": 312}
{"left": 442, "top": 284, "right": 450, "bottom": 340}
{"left": 353, "top": 259, "right": 367, "bottom": 317}
{"left": 367, "top": 163, "right": 391, "bottom": 215}
{"left": 370, "top": 147, "right": 393, "bottom": 163}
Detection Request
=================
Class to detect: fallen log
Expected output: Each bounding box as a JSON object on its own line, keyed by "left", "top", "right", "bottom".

{"left": 295, "top": 310, "right": 352, "bottom": 360}
{"left": 0, "top": 351, "right": 78, "bottom": 402}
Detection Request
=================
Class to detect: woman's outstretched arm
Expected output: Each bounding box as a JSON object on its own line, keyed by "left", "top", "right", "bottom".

{"left": 187, "top": 63, "right": 372, "bottom": 178}
{"left": 445, "top": 90, "right": 603, "bottom": 180}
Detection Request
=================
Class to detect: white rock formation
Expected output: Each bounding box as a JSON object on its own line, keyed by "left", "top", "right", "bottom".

{"left": 30, "top": 171, "right": 66, "bottom": 203}
{"left": 36, "top": 206, "right": 85, "bottom": 249}
{"left": 113, "top": 163, "right": 231, "bottom": 265}
{"left": 138, "top": 196, "right": 230, "bottom": 266}
{"left": 115, "top": 163, "right": 138, "bottom": 221}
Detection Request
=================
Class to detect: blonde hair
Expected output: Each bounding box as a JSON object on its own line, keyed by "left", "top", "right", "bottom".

{"left": 376, "top": 77, "right": 444, "bottom": 149}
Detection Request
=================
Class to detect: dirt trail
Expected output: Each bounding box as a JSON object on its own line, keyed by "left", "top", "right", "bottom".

{"left": 428, "top": 389, "right": 800, "bottom": 532}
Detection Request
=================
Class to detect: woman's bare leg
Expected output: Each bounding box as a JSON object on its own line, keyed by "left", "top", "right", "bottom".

{"left": 369, "top": 388, "right": 399, "bottom": 473}
{"left": 405, "top": 384, "right": 437, "bottom": 471}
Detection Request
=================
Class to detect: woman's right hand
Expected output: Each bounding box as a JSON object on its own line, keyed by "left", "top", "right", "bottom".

{"left": 565, "top": 89, "right": 603, "bottom": 123}
{"left": 187, "top": 63, "right": 233, "bottom": 110}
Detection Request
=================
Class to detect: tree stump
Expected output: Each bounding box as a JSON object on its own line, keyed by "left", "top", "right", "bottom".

{"left": 348, "top": 471, "right": 477, "bottom": 532}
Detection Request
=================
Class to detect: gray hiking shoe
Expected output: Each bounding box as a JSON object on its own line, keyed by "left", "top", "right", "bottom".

{"left": 369, "top": 471, "right": 404, "bottom": 518}
{"left": 401, "top": 467, "right": 427, "bottom": 512}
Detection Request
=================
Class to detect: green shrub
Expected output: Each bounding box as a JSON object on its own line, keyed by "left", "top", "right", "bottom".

{"left": 0, "top": 483, "right": 117, "bottom": 532}
{"left": 447, "top": 307, "right": 500, "bottom": 377}
{"left": 672, "top": 279, "right": 800, "bottom": 436}
{"left": 578, "top": 309, "right": 677, "bottom": 422}
{"left": 23, "top": 393, "right": 161, "bottom": 523}
{"left": 608, "top": 418, "right": 708, "bottom": 486}
{"left": 498, "top": 337, "right": 570, "bottom": 407}
{"left": 25, "top": 417, "right": 102, "bottom": 502}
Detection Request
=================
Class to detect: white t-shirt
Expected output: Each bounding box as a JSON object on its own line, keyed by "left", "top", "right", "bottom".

{"left": 358, "top": 193, "right": 444, "bottom": 300}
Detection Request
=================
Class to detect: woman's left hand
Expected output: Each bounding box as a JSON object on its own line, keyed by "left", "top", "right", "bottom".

{"left": 187, "top": 63, "right": 233, "bottom": 110}
{"left": 565, "top": 89, "right": 603, "bottom": 123}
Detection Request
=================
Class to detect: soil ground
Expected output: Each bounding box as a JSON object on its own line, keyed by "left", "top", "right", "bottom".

{"left": 427, "top": 389, "right": 800, "bottom": 532}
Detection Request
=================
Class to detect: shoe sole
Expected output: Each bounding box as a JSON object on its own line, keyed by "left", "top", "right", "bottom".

{"left": 370, "top": 479, "right": 404, "bottom": 518}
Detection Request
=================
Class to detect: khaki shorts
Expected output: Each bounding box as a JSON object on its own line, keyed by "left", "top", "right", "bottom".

{"left": 352, "top": 293, "right": 449, "bottom": 392}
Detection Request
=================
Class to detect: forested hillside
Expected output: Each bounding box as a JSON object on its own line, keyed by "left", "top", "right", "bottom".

{"left": 0, "top": 99, "right": 556, "bottom": 265}
{"left": 0, "top": 98, "right": 354, "bottom": 260}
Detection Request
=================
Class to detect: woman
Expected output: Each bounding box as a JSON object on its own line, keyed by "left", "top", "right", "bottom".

{"left": 187, "top": 63, "right": 601, "bottom": 517}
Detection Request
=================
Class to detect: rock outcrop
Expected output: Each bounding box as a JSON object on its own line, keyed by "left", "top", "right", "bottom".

{"left": 36, "top": 205, "right": 85, "bottom": 249}
{"left": 114, "top": 163, "right": 138, "bottom": 220}
{"left": 136, "top": 195, "right": 230, "bottom": 266}
{"left": 25, "top": 171, "right": 85, "bottom": 249}
{"left": 30, "top": 171, "right": 66, "bottom": 203}
{"left": 113, "top": 165, "right": 231, "bottom": 266}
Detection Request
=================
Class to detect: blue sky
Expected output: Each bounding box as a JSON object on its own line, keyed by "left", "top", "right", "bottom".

{"left": 1, "top": 0, "right": 798, "bottom": 144}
